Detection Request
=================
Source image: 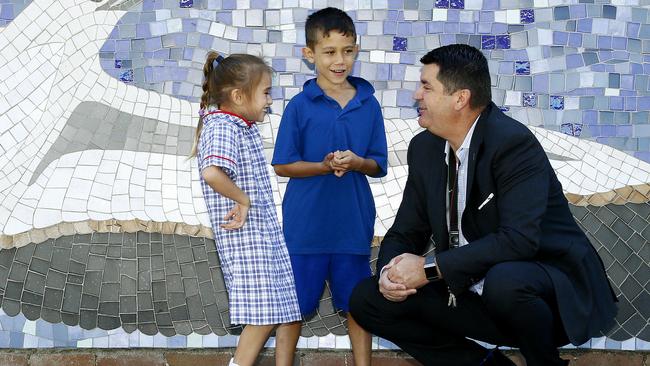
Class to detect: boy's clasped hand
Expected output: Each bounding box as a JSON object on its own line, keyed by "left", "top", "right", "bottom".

{"left": 325, "top": 150, "right": 362, "bottom": 177}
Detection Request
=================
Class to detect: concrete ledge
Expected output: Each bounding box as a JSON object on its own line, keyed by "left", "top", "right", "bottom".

{"left": 0, "top": 349, "right": 646, "bottom": 365}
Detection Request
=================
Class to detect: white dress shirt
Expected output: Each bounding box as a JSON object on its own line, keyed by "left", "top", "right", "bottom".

{"left": 444, "top": 115, "right": 484, "bottom": 294}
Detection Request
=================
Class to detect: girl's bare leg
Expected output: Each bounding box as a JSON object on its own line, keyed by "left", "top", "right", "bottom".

{"left": 274, "top": 321, "right": 302, "bottom": 366}
{"left": 233, "top": 324, "right": 276, "bottom": 366}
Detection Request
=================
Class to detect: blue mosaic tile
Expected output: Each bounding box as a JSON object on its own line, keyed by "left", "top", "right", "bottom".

{"left": 523, "top": 92, "right": 537, "bottom": 107}
{"left": 499, "top": 61, "right": 513, "bottom": 74}
{"left": 570, "top": 4, "right": 587, "bottom": 18}
{"left": 499, "top": 106, "right": 510, "bottom": 112}
{"left": 435, "top": 0, "right": 449, "bottom": 8}
{"left": 566, "top": 54, "right": 584, "bottom": 69}
{"left": 393, "top": 37, "right": 407, "bottom": 51}
{"left": 561, "top": 123, "right": 575, "bottom": 136}
{"left": 0, "top": 4, "right": 15, "bottom": 22}
{"left": 482, "top": 35, "right": 495, "bottom": 49}
{"left": 550, "top": 95, "right": 565, "bottom": 110}
{"left": 222, "top": 0, "right": 236, "bottom": 9}
{"left": 577, "top": 18, "right": 592, "bottom": 33}
{"left": 603, "top": 5, "right": 617, "bottom": 19}
{"left": 496, "top": 35, "right": 510, "bottom": 49}
{"left": 114, "top": 60, "right": 122, "bottom": 69}
{"left": 520, "top": 9, "right": 534, "bottom": 24}
{"left": 119, "top": 70, "right": 134, "bottom": 83}
{"left": 515, "top": 61, "right": 530, "bottom": 75}
{"left": 553, "top": 31, "right": 568, "bottom": 45}
{"left": 554, "top": 6, "right": 570, "bottom": 20}
{"left": 612, "top": 37, "right": 627, "bottom": 50}
{"left": 179, "top": 0, "right": 193, "bottom": 8}
{"left": 450, "top": 0, "right": 464, "bottom": 9}
{"left": 610, "top": 97, "right": 624, "bottom": 110}
{"left": 412, "top": 22, "right": 426, "bottom": 36}
{"left": 397, "top": 22, "right": 412, "bottom": 36}
{"left": 384, "top": 21, "right": 397, "bottom": 34}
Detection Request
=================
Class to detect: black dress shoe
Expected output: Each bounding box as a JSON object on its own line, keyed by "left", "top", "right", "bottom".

{"left": 479, "top": 348, "right": 516, "bottom": 366}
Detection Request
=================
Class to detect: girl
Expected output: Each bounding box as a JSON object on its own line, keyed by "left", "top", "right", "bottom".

{"left": 190, "top": 52, "right": 302, "bottom": 366}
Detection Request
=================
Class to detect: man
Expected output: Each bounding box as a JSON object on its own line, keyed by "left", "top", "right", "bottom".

{"left": 349, "top": 44, "right": 617, "bottom": 366}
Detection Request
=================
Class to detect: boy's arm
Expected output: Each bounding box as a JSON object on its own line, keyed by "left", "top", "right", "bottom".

{"left": 273, "top": 153, "right": 335, "bottom": 177}
{"left": 330, "top": 151, "right": 381, "bottom": 176}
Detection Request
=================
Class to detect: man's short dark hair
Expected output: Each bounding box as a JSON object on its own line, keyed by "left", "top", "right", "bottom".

{"left": 305, "top": 7, "right": 356, "bottom": 49}
{"left": 420, "top": 44, "right": 492, "bottom": 109}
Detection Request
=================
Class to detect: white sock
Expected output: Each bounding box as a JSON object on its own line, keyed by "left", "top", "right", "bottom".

{"left": 228, "top": 358, "right": 240, "bottom": 366}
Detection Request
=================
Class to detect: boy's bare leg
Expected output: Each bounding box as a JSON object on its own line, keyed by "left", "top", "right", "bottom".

{"left": 233, "top": 324, "right": 275, "bottom": 366}
{"left": 274, "top": 321, "right": 302, "bottom": 366}
{"left": 348, "top": 314, "right": 372, "bottom": 366}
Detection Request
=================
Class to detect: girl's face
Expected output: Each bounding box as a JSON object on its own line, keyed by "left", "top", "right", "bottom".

{"left": 241, "top": 73, "right": 273, "bottom": 122}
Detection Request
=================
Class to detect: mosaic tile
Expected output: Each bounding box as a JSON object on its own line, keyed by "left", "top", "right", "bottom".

{"left": 523, "top": 92, "right": 537, "bottom": 107}
{"left": 392, "top": 36, "right": 407, "bottom": 51}
{"left": 520, "top": 9, "right": 534, "bottom": 24}
{"left": 515, "top": 61, "right": 530, "bottom": 75}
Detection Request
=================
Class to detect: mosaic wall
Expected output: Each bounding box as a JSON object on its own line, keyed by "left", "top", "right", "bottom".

{"left": 0, "top": 0, "right": 648, "bottom": 352}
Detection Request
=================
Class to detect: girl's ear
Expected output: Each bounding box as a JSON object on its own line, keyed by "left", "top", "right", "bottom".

{"left": 230, "top": 88, "right": 244, "bottom": 106}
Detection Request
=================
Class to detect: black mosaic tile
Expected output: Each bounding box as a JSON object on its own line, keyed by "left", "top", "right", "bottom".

{"left": 21, "top": 291, "right": 42, "bottom": 306}
{"left": 69, "top": 245, "right": 88, "bottom": 264}
{"left": 9, "top": 262, "right": 28, "bottom": 282}
{"left": 24, "top": 272, "right": 45, "bottom": 293}
{"left": 33, "top": 240, "right": 53, "bottom": 261}
{"left": 61, "top": 312, "right": 79, "bottom": 326}
{"left": 22, "top": 303, "right": 41, "bottom": 320}
{"left": 45, "top": 270, "right": 66, "bottom": 289}
{"left": 83, "top": 271, "right": 102, "bottom": 296}
{"left": 2, "top": 299, "right": 20, "bottom": 316}
{"left": 80, "top": 293, "right": 99, "bottom": 310}
{"left": 62, "top": 284, "right": 83, "bottom": 314}
{"left": 14, "top": 245, "right": 35, "bottom": 265}
{"left": 0, "top": 248, "right": 15, "bottom": 269}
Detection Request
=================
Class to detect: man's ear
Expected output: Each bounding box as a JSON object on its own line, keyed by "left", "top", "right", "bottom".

{"left": 302, "top": 46, "right": 315, "bottom": 64}
{"left": 454, "top": 89, "right": 471, "bottom": 110}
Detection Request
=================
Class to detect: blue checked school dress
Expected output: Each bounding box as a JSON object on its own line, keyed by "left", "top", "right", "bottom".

{"left": 197, "top": 107, "right": 302, "bottom": 325}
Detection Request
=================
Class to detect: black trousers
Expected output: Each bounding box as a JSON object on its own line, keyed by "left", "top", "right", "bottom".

{"left": 349, "top": 261, "right": 569, "bottom": 366}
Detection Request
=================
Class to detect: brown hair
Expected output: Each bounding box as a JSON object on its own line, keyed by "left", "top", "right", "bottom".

{"left": 189, "top": 52, "right": 273, "bottom": 157}
{"left": 305, "top": 7, "right": 356, "bottom": 49}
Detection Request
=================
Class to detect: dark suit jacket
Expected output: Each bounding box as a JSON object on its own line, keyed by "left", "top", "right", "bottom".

{"left": 378, "top": 102, "right": 617, "bottom": 345}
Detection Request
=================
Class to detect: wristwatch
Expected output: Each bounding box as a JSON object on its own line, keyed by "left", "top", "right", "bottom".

{"left": 423, "top": 255, "right": 440, "bottom": 281}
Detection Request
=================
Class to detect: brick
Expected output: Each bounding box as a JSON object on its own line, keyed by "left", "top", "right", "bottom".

{"left": 0, "top": 353, "right": 29, "bottom": 366}
{"left": 300, "top": 352, "right": 349, "bottom": 366}
{"left": 96, "top": 353, "right": 166, "bottom": 366}
{"left": 29, "top": 353, "right": 94, "bottom": 366}
{"left": 370, "top": 351, "right": 420, "bottom": 366}
{"left": 164, "top": 352, "right": 232, "bottom": 366}
{"left": 563, "top": 351, "right": 645, "bottom": 366}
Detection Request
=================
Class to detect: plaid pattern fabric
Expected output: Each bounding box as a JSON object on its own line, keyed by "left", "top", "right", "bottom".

{"left": 197, "top": 107, "right": 301, "bottom": 325}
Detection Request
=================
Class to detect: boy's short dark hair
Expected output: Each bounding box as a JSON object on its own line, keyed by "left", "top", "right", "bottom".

{"left": 420, "top": 44, "right": 492, "bottom": 109}
{"left": 305, "top": 7, "right": 356, "bottom": 49}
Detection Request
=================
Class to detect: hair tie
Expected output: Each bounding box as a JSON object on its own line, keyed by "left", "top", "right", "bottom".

{"left": 212, "top": 55, "right": 225, "bottom": 69}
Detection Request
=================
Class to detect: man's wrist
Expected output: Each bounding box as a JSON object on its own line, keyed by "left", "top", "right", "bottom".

{"left": 423, "top": 254, "right": 440, "bottom": 281}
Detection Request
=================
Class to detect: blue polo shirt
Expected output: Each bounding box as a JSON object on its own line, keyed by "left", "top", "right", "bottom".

{"left": 272, "top": 77, "right": 388, "bottom": 255}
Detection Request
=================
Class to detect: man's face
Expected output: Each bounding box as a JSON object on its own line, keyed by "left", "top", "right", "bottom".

{"left": 413, "top": 63, "right": 457, "bottom": 134}
{"left": 303, "top": 30, "right": 358, "bottom": 90}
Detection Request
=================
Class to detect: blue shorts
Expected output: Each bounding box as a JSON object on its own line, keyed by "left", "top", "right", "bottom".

{"left": 290, "top": 254, "right": 372, "bottom": 317}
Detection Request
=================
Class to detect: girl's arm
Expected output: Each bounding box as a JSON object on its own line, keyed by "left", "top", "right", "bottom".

{"left": 202, "top": 166, "right": 250, "bottom": 229}
{"left": 330, "top": 150, "right": 382, "bottom": 177}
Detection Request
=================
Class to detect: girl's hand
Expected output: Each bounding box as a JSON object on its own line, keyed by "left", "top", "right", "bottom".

{"left": 323, "top": 151, "right": 344, "bottom": 177}
{"left": 220, "top": 200, "right": 250, "bottom": 230}
{"left": 330, "top": 150, "right": 362, "bottom": 177}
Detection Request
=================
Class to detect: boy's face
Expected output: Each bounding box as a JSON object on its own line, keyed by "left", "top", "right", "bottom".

{"left": 303, "top": 30, "right": 358, "bottom": 90}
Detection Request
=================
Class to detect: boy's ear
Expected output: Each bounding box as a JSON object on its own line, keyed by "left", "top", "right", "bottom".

{"left": 302, "top": 47, "right": 315, "bottom": 64}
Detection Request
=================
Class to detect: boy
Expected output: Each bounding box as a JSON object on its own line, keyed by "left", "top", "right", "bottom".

{"left": 272, "top": 7, "right": 388, "bottom": 365}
